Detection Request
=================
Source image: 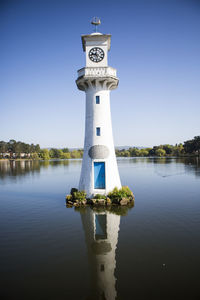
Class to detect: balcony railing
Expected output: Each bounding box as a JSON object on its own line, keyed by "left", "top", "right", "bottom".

{"left": 77, "top": 67, "right": 117, "bottom": 78}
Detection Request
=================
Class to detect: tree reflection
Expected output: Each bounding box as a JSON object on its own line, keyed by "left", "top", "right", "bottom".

{"left": 118, "top": 157, "right": 200, "bottom": 177}
{"left": 0, "top": 159, "right": 71, "bottom": 181}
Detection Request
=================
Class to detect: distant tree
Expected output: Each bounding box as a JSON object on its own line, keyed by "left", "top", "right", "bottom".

{"left": 139, "top": 149, "right": 149, "bottom": 156}
{"left": 62, "top": 148, "right": 69, "bottom": 153}
{"left": 194, "top": 136, "right": 200, "bottom": 155}
{"left": 0, "top": 141, "right": 7, "bottom": 155}
{"left": 7, "top": 139, "right": 17, "bottom": 157}
{"left": 184, "top": 136, "right": 200, "bottom": 156}
{"left": 61, "top": 152, "right": 71, "bottom": 159}
{"left": 173, "top": 143, "right": 184, "bottom": 156}
{"left": 184, "top": 139, "right": 194, "bottom": 154}
{"left": 70, "top": 150, "right": 81, "bottom": 158}
{"left": 40, "top": 149, "right": 50, "bottom": 160}
{"left": 163, "top": 144, "right": 173, "bottom": 155}
{"left": 123, "top": 150, "right": 130, "bottom": 157}
{"left": 31, "top": 152, "right": 39, "bottom": 160}
{"left": 30, "top": 143, "right": 35, "bottom": 153}
{"left": 35, "top": 144, "right": 40, "bottom": 153}
{"left": 15, "top": 142, "right": 23, "bottom": 158}
{"left": 155, "top": 148, "right": 166, "bottom": 156}
{"left": 129, "top": 147, "right": 140, "bottom": 157}
{"left": 49, "top": 148, "right": 62, "bottom": 158}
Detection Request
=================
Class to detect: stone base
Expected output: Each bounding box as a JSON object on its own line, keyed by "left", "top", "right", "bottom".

{"left": 66, "top": 186, "right": 135, "bottom": 208}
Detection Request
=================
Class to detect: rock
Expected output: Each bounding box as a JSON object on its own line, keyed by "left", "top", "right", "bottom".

{"left": 129, "top": 195, "right": 135, "bottom": 202}
{"left": 73, "top": 202, "right": 79, "bottom": 207}
{"left": 91, "top": 199, "right": 97, "bottom": 205}
{"left": 106, "top": 197, "right": 112, "bottom": 205}
{"left": 68, "top": 201, "right": 74, "bottom": 205}
{"left": 120, "top": 198, "right": 128, "bottom": 206}
{"left": 70, "top": 188, "right": 78, "bottom": 198}
{"left": 81, "top": 200, "right": 87, "bottom": 205}
{"left": 66, "top": 195, "right": 72, "bottom": 202}
{"left": 98, "top": 199, "right": 106, "bottom": 205}
{"left": 87, "top": 199, "right": 93, "bottom": 205}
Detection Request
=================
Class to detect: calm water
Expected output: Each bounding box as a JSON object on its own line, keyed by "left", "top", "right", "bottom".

{"left": 0, "top": 158, "right": 200, "bottom": 300}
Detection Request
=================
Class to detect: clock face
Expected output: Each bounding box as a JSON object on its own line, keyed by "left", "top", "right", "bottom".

{"left": 89, "top": 47, "right": 104, "bottom": 63}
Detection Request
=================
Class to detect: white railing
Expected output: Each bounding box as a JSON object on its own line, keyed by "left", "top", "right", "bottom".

{"left": 77, "top": 67, "right": 117, "bottom": 78}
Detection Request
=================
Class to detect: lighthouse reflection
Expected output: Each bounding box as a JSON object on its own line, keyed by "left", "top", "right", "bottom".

{"left": 79, "top": 207, "right": 122, "bottom": 300}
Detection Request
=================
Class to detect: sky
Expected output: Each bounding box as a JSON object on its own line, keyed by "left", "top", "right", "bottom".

{"left": 1, "top": 0, "right": 200, "bottom": 148}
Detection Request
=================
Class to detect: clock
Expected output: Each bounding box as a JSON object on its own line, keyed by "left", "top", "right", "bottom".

{"left": 89, "top": 47, "right": 104, "bottom": 63}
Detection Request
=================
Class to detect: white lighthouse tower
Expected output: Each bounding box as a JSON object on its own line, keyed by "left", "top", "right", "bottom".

{"left": 76, "top": 18, "right": 121, "bottom": 197}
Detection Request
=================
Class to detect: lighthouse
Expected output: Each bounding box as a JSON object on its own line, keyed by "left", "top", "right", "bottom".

{"left": 76, "top": 18, "right": 121, "bottom": 197}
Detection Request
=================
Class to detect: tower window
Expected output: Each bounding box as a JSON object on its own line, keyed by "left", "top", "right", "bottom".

{"left": 96, "top": 95, "right": 100, "bottom": 104}
{"left": 96, "top": 127, "right": 101, "bottom": 136}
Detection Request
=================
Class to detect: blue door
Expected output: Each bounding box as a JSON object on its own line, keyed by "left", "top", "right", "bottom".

{"left": 94, "top": 162, "right": 105, "bottom": 189}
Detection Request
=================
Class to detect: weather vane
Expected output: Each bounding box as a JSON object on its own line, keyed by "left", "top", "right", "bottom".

{"left": 91, "top": 17, "right": 101, "bottom": 32}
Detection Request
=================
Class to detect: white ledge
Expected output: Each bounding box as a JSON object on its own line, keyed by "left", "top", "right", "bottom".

{"left": 77, "top": 67, "right": 117, "bottom": 79}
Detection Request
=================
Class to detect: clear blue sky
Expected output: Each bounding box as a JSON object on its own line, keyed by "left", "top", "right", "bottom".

{"left": 1, "top": 0, "right": 200, "bottom": 148}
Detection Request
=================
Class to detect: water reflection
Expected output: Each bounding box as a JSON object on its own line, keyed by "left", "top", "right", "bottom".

{"left": 0, "top": 158, "right": 199, "bottom": 183}
{"left": 79, "top": 207, "right": 121, "bottom": 300}
{"left": 0, "top": 159, "right": 71, "bottom": 182}
{"left": 78, "top": 206, "right": 133, "bottom": 300}
{"left": 118, "top": 157, "right": 200, "bottom": 177}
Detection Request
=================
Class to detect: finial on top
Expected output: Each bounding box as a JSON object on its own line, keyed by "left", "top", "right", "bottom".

{"left": 91, "top": 17, "right": 101, "bottom": 32}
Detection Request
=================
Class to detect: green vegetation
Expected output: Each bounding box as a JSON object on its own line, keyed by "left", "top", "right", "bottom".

{"left": 0, "top": 139, "right": 40, "bottom": 159}
{"left": 108, "top": 186, "right": 134, "bottom": 203}
{"left": 1, "top": 136, "right": 199, "bottom": 160}
{"left": 93, "top": 194, "right": 107, "bottom": 200}
{"left": 66, "top": 189, "right": 87, "bottom": 205}
{"left": 0, "top": 140, "right": 83, "bottom": 160}
{"left": 40, "top": 149, "right": 50, "bottom": 160}
{"left": 70, "top": 188, "right": 87, "bottom": 202}
{"left": 115, "top": 136, "right": 200, "bottom": 157}
{"left": 66, "top": 186, "right": 135, "bottom": 208}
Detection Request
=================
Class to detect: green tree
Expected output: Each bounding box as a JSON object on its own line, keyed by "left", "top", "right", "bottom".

{"left": 0, "top": 141, "right": 7, "bottom": 156}
{"left": 40, "top": 149, "right": 50, "bottom": 160}
{"left": 35, "top": 144, "right": 40, "bottom": 153}
{"left": 173, "top": 143, "right": 184, "bottom": 156}
{"left": 61, "top": 152, "right": 71, "bottom": 159}
{"left": 194, "top": 136, "right": 200, "bottom": 155}
{"left": 7, "top": 139, "right": 17, "bottom": 157}
{"left": 49, "top": 148, "right": 62, "bottom": 158}
{"left": 184, "top": 136, "right": 200, "bottom": 156}
{"left": 31, "top": 152, "right": 39, "bottom": 160}
{"left": 71, "top": 150, "right": 81, "bottom": 158}
{"left": 138, "top": 149, "right": 149, "bottom": 156}
{"left": 155, "top": 148, "right": 166, "bottom": 156}
{"left": 129, "top": 148, "right": 140, "bottom": 156}
{"left": 163, "top": 144, "right": 173, "bottom": 155}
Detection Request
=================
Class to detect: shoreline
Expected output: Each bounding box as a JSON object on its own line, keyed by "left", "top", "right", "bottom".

{"left": 0, "top": 155, "right": 199, "bottom": 162}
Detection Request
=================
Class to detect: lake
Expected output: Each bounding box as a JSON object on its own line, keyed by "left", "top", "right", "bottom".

{"left": 0, "top": 157, "right": 200, "bottom": 300}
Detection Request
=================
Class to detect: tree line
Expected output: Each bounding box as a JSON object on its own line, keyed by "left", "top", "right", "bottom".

{"left": 116, "top": 136, "right": 200, "bottom": 157}
{"left": 0, "top": 136, "right": 199, "bottom": 159}
{"left": 39, "top": 148, "right": 83, "bottom": 160}
{"left": 0, "top": 140, "right": 83, "bottom": 159}
{"left": 0, "top": 139, "right": 40, "bottom": 159}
